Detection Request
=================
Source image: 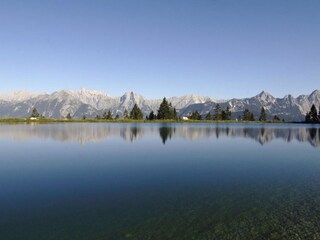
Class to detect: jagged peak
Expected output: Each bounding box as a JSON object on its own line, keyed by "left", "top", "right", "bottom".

{"left": 310, "top": 89, "right": 320, "bottom": 96}
{"left": 255, "top": 91, "right": 275, "bottom": 101}
{"left": 256, "top": 91, "right": 273, "bottom": 98}
{"left": 122, "top": 91, "right": 144, "bottom": 98}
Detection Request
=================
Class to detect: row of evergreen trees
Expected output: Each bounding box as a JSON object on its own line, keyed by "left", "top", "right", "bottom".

{"left": 93, "top": 98, "right": 178, "bottom": 120}
{"left": 95, "top": 97, "right": 177, "bottom": 121}
{"left": 305, "top": 104, "right": 320, "bottom": 123}
{"left": 30, "top": 102, "right": 314, "bottom": 123}
{"left": 188, "top": 106, "right": 274, "bottom": 122}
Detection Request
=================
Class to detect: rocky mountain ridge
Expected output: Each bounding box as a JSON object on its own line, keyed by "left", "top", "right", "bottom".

{"left": 0, "top": 88, "right": 319, "bottom": 121}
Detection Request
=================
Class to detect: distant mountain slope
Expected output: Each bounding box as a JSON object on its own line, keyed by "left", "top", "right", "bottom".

{"left": 0, "top": 88, "right": 213, "bottom": 119}
{"left": 0, "top": 88, "right": 319, "bottom": 121}
{"left": 182, "top": 90, "right": 320, "bottom": 121}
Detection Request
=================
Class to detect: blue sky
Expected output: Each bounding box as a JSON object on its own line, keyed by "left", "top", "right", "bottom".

{"left": 0, "top": 0, "right": 319, "bottom": 99}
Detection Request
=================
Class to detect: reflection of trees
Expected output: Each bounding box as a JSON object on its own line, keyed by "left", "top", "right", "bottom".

{"left": 215, "top": 127, "right": 220, "bottom": 139}
{"left": 159, "top": 127, "right": 173, "bottom": 144}
{"left": 261, "top": 128, "right": 265, "bottom": 138}
{"left": 130, "top": 127, "right": 141, "bottom": 142}
{"left": 0, "top": 123, "right": 319, "bottom": 147}
{"left": 309, "top": 128, "right": 317, "bottom": 141}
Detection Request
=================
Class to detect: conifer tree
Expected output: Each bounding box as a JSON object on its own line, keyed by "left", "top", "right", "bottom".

{"left": 225, "top": 106, "right": 231, "bottom": 120}
{"left": 221, "top": 110, "right": 226, "bottom": 120}
{"left": 130, "top": 104, "right": 143, "bottom": 120}
{"left": 107, "top": 110, "right": 112, "bottom": 120}
{"left": 190, "top": 111, "right": 201, "bottom": 120}
{"left": 273, "top": 115, "right": 280, "bottom": 121}
{"left": 250, "top": 113, "right": 255, "bottom": 121}
{"left": 310, "top": 104, "right": 318, "bottom": 122}
{"left": 157, "top": 98, "right": 171, "bottom": 119}
{"left": 66, "top": 113, "right": 72, "bottom": 120}
{"left": 148, "top": 111, "right": 156, "bottom": 120}
{"left": 306, "top": 104, "right": 319, "bottom": 123}
{"left": 205, "top": 112, "right": 212, "bottom": 120}
{"left": 214, "top": 104, "right": 222, "bottom": 120}
{"left": 259, "top": 107, "right": 267, "bottom": 121}
{"left": 30, "top": 108, "right": 40, "bottom": 118}
{"left": 243, "top": 109, "right": 254, "bottom": 121}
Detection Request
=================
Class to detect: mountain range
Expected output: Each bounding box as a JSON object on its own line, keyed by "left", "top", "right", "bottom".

{"left": 0, "top": 88, "right": 319, "bottom": 121}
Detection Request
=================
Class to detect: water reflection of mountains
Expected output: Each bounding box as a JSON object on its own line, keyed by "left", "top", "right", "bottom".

{"left": 0, "top": 123, "right": 319, "bottom": 147}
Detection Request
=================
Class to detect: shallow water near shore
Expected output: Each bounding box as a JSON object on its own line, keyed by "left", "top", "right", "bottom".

{"left": 0, "top": 122, "right": 320, "bottom": 240}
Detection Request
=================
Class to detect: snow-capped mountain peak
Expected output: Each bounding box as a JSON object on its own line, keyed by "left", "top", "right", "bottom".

{"left": 255, "top": 91, "right": 275, "bottom": 102}
{"left": 0, "top": 89, "right": 319, "bottom": 121}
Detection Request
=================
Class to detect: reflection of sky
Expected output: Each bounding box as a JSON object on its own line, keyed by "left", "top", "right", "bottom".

{"left": 0, "top": 123, "right": 320, "bottom": 239}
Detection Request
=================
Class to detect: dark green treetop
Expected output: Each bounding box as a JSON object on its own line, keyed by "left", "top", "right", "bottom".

{"left": 156, "top": 97, "right": 177, "bottom": 120}
{"left": 66, "top": 113, "right": 72, "bottom": 120}
{"left": 243, "top": 109, "right": 255, "bottom": 121}
{"left": 273, "top": 115, "right": 280, "bottom": 121}
{"left": 157, "top": 98, "right": 171, "bottom": 119}
{"left": 214, "top": 104, "right": 222, "bottom": 120}
{"left": 130, "top": 104, "right": 143, "bottom": 120}
{"left": 223, "top": 106, "right": 232, "bottom": 120}
{"left": 305, "top": 104, "right": 319, "bottom": 123}
{"left": 30, "top": 108, "right": 40, "bottom": 118}
{"left": 205, "top": 112, "right": 212, "bottom": 120}
{"left": 107, "top": 110, "right": 112, "bottom": 120}
{"left": 259, "top": 107, "right": 267, "bottom": 121}
{"left": 189, "top": 111, "right": 202, "bottom": 120}
{"left": 148, "top": 111, "right": 156, "bottom": 120}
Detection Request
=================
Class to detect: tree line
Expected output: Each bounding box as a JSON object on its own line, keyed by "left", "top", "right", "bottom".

{"left": 30, "top": 101, "right": 317, "bottom": 123}
{"left": 188, "top": 105, "right": 282, "bottom": 122}
{"left": 29, "top": 97, "right": 178, "bottom": 121}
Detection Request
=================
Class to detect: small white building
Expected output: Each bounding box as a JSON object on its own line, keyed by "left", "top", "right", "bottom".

{"left": 182, "top": 117, "right": 189, "bottom": 121}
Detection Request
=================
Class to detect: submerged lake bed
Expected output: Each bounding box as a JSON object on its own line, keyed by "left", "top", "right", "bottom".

{"left": 0, "top": 123, "right": 320, "bottom": 240}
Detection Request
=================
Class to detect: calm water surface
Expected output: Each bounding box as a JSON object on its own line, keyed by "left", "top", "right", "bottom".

{"left": 0, "top": 123, "right": 320, "bottom": 240}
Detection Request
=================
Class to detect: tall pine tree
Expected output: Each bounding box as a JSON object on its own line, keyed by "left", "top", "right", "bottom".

{"left": 214, "top": 104, "right": 222, "bottom": 120}
{"left": 243, "top": 109, "right": 255, "bottom": 121}
{"left": 130, "top": 104, "right": 143, "bottom": 120}
{"left": 224, "top": 106, "right": 231, "bottom": 120}
{"left": 157, "top": 98, "right": 171, "bottom": 119}
{"left": 30, "top": 108, "right": 40, "bottom": 118}
{"left": 259, "top": 107, "right": 267, "bottom": 121}
{"left": 306, "top": 104, "right": 319, "bottom": 123}
{"left": 148, "top": 111, "right": 156, "bottom": 120}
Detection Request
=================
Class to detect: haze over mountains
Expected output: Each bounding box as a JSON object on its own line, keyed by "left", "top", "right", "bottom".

{"left": 0, "top": 88, "right": 319, "bottom": 121}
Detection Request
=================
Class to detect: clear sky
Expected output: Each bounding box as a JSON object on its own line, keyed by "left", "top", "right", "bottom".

{"left": 0, "top": 0, "right": 319, "bottom": 99}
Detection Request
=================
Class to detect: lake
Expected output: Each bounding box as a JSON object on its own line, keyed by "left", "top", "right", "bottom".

{"left": 0, "top": 123, "right": 320, "bottom": 240}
